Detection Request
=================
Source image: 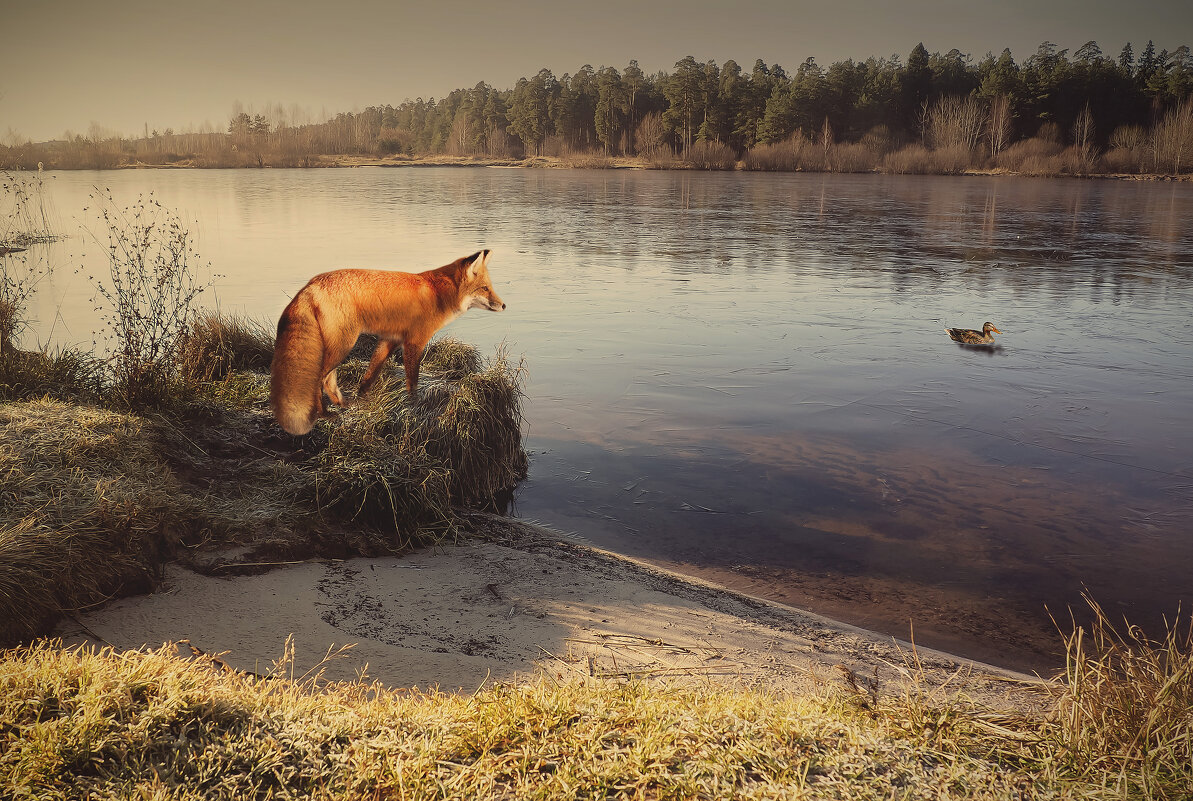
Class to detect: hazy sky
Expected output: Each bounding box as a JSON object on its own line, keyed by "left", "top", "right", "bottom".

{"left": 3, "top": 0, "right": 1190, "bottom": 143}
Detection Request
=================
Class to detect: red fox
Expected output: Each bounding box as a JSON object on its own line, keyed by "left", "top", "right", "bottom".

{"left": 270, "top": 250, "right": 505, "bottom": 435}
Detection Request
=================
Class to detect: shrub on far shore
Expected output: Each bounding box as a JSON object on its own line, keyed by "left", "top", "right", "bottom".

{"left": 880, "top": 143, "right": 973, "bottom": 175}
{"left": 682, "top": 140, "right": 737, "bottom": 170}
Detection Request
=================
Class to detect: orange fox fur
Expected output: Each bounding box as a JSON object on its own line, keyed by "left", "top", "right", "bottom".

{"left": 270, "top": 250, "right": 505, "bottom": 435}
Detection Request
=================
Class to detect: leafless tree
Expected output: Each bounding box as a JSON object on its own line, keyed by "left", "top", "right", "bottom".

{"left": 987, "top": 95, "right": 1013, "bottom": 158}
{"left": 635, "top": 113, "right": 669, "bottom": 158}
{"left": 1153, "top": 98, "right": 1193, "bottom": 174}
{"left": 1072, "top": 102, "right": 1096, "bottom": 171}
{"left": 926, "top": 95, "right": 986, "bottom": 152}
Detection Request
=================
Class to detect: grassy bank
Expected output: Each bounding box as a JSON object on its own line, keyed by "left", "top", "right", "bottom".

{"left": 2, "top": 595, "right": 1191, "bottom": 799}
{"left": 0, "top": 313, "right": 528, "bottom": 647}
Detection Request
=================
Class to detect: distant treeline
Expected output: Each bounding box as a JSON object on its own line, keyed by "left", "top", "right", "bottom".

{"left": 4, "top": 41, "right": 1192, "bottom": 175}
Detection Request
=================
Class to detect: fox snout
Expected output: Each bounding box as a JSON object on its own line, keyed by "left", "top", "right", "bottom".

{"left": 472, "top": 291, "right": 506, "bottom": 311}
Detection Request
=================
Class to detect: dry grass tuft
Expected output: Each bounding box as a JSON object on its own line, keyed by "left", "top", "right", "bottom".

{"left": 178, "top": 311, "right": 274, "bottom": 382}
{"left": 309, "top": 337, "right": 528, "bottom": 539}
{"left": 1050, "top": 595, "right": 1193, "bottom": 799}
{"left": 415, "top": 341, "right": 529, "bottom": 508}
{"left": 312, "top": 384, "right": 458, "bottom": 547}
{"left": 0, "top": 346, "right": 104, "bottom": 403}
{"left": 0, "top": 401, "right": 194, "bottom": 645}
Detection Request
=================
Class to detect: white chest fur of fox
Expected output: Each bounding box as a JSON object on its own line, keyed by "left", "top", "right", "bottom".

{"left": 269, "top": 250, "right": 505, "bottom": 435}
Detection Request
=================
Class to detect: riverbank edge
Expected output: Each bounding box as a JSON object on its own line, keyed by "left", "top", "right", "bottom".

{"left": 41, "top": 153, "right": 1193, "bottom": 181}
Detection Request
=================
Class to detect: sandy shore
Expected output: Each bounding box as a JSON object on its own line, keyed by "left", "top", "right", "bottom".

{"left": 56, "top": 517, "right": 1047, "bottom": 710}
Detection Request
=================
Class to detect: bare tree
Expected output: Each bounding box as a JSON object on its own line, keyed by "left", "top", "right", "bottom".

{"left": 635, "top": 112, "right": 669, "bottom": 158}
{"left": 926, "top": 95, "right": 987, "bottom": 152}
{"left": 1153, "top": 98, "right": 1193, "bottom": 174}
{"left": 987, "top": 94, "right": 1013, "bottom": 158}
{"left": 1072, "top": 103, "right": 1096, "bottom": 172}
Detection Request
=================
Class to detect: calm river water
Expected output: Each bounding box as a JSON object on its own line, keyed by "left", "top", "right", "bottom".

{"left": 21, "top": 168, "right": 1193, "bottom": 671}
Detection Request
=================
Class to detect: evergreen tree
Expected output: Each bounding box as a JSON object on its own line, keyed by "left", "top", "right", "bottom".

{"left": 901, "top": 42, "right": 932, "bottom": 136}
{"left": 622, "top": 60, "right": 649, "bottom": 153}
{"left": 595, "top": 67, "right": 627, "bottom": 155}
{"left": 1119, "top": 42, "right": 1135, "bottom": 74}
{"left": 663, "top": 56, "right": 704, "bottom": 152}
{"left": 508, "top": 69, "right": 556, "bottom": 155}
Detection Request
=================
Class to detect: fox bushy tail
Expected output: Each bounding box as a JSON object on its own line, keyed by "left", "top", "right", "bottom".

{"left": 270, "top": 309, "right": 325, "bottom": 435}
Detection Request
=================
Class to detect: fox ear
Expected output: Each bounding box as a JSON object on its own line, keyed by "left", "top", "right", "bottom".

{"left": 467, "top": 249, "right": 489, "bottom": 276}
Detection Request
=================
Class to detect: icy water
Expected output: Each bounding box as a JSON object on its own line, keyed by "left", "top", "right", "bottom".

{"left": 21, "top": 168, "right": 1193, "bottom": 671}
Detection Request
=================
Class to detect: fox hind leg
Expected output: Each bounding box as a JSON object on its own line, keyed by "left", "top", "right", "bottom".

{"left": 322, "top": 368, "right": 346, "bottom": 408}
{"left": 356, "top": 339, "right": 397, "bottom": 400}
{"left": 315, "top": 325, "right": 357, "bottom": 414}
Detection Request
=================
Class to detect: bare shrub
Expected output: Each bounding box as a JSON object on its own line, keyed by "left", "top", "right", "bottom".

{"left": 635, "top": 113, "right": 669, "bottom": 157}
{"left": 829, "top": 142, "right": 879, "bottom": 173}
{"left": 987, "top": 94, "right": 1014, "bottom": 159}
{"left": 881, "top": 144, "right": 934, "bottom": 174}
{"left": 376, "top": 127, "right": 414, "bottom": 156}
{"left": 1101, "top": 147, "right": 1147, "bottom": 174}
{"left": 743, "top": 141, "right": 795, "bottom": 171}
{"left": 683, "top": 140, "right": 736, "bottom": 170}
{"left": 934, "top": 144, "right": 975, "bottom": 174}
{"left": 1153, "top": 98, "right": 1193, "bottom": 174}
{"left": 538, "top": 135, "right": 565, "bottom": 158}
{"left": 86, "top": 191, "right": 217, "bottom": 408}
{"left": 994, "top": 137, "right": 1064, "bottom": 171}
{"left": 745, "top": 131, "right": 823, "bottom": 171}
{"left": 1102, "top": 126, "right": 1150, "bottom": 173}
{"left": 1072, "top": 104, "right": 1098, "bottom": 174}
{"left": 1, "top": 172, "right": 57, "bottom": 353}
{"left": 561, "top": 152, "right": 615, "bottom": 169}
{"left": 1017, "top": 150, "right": 1085, "bottom": 177}
{"left": 1037, "top": 121, "right": 1063, "bottom": 143}
{"left": 640, "top": 146, "right": 675, "bottom": 168}
{"left": 1109, "top": 125, "right": 1148, "bottom": 151}
{"left": 858, "top": 125, "right": 893, "bottom": 157}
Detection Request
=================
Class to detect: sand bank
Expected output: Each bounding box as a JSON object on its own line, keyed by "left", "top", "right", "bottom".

{"left": 57, "top": 517, "right": 1046, "bottom": 710}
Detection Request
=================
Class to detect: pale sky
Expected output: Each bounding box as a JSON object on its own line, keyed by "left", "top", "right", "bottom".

{"left": 3, "top": 0, "right": 1190, "bottom": 143}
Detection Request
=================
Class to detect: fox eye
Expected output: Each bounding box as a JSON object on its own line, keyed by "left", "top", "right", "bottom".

{"left": 480, "top": 286, "right": 489, "bottom": 291}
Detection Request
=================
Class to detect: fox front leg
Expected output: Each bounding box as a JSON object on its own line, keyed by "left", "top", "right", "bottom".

{"left": 402, "top": 339, "right": 427, "bottom": 396}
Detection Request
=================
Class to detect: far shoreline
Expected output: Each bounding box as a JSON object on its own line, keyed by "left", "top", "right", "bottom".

{"left": 19, "top": 154, "right": 1191, "bottom": 182}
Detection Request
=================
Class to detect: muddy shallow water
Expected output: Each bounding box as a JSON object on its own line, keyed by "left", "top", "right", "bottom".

{"left": 23, "top": 168, "right": 1193, "bottom": 672}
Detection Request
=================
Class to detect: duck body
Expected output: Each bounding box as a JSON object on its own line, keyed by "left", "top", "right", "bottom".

{"left": 946, "top": 321, "right": 1002, "bottom": 345}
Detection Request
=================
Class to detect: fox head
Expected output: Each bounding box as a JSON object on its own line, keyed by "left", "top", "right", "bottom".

{"left": 461, "top": 249, "right": 506, "bottom": 312}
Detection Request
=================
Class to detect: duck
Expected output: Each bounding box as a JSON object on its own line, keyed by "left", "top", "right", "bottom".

{"left": 946, "top": 321, "right": 1002, "bottom": 345}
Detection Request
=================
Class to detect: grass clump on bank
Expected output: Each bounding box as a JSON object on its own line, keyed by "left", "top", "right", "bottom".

{"left": 0, "top": 401, "right": 199, "bottom": 645}
{"left": 0, "top": 315, "right": 528, "bottom": 645}
{"left": 1052, "top": 596, "right": 1193, "bottom": 798}
{"left": 4, "top": 598, "right": 1191, "bottom": 801}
